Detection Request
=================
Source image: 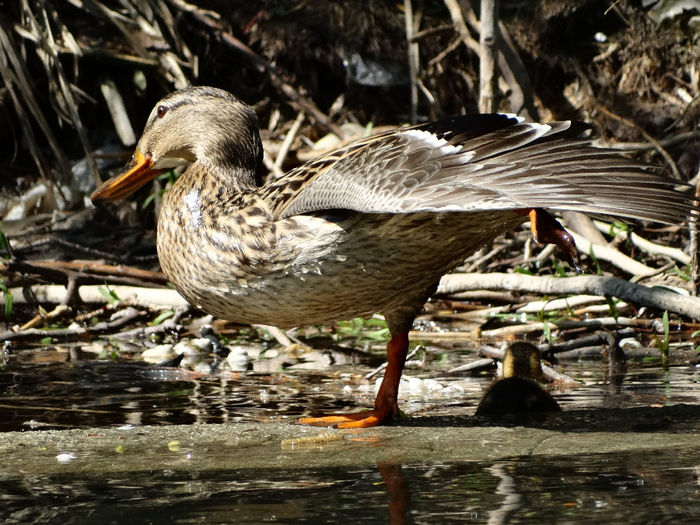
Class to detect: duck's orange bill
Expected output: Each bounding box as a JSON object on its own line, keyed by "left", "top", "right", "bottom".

{"left": 90, "top": 149, "right": 166, "bottom": 203}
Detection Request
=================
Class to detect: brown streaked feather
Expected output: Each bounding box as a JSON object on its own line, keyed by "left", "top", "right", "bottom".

{"left": 262, "top": 118, "right": 691, "bottom": 225}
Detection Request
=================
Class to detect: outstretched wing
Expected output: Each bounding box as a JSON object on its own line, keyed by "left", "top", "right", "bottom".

{"left": 265, "top": 114, "right": 692, "bottom": 224}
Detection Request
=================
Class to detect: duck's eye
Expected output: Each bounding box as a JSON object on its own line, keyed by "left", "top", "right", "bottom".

{"left": 156, "top": 105, "right": 168, "bottom": 118}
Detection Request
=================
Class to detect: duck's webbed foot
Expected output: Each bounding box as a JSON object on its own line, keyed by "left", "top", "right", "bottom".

{"left": 528, "top": 208, "right": 581, "bottom": 272}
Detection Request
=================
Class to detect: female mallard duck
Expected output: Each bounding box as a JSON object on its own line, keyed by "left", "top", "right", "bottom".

{"left": 475, "top": 342, "right": 560, "bottom": 416}
{"left": 91, "top": 86, "right": 692, "bottom": 428}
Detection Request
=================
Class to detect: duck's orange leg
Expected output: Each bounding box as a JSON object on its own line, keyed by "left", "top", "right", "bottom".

{"left": 528, "top": 208, "right": 581, "bottom": 272}
{"left": 297, "top": 333, "right": 409, "bottom": 429}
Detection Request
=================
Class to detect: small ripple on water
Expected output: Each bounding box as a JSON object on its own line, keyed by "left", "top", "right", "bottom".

{"left": 0, "top": 346, "right": 698, "bottom": 431}
{"left": 1, "top": 450, "right": 698, "bottom": 524}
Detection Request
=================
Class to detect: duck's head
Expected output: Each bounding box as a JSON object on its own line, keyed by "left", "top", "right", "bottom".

{"left": 91, "top": 86, "right": 263, "bottom": 203}
{"left": 502, "top": 342, "right": 545, "bottom": 382}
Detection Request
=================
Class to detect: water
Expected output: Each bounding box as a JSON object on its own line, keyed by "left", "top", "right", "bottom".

{"left": 1, "top": 451, "right": 698, "bottom": 523}
{"left": 1, "top": 346, "right": 697, "bottom": 431}
{"left": 0, "top": 344, "right": 698, "bottom": 523}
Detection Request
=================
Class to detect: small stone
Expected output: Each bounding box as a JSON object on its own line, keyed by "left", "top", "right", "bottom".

{"left": 173, "top": 340, "right": 206, "bottom": 356}
{"left": 190, "top": 361, "right": 212, "bottom": 375}
{"left": 619, "top": 338, "right": 642, "bottom": 350}
{"left": 423, "top": 379, "right": 443, "bottom": 392}
{"left": 404, "top": 377, "right": 427, "bottom": 397}
{"left": 441, "top": 383, "right": 466, "bottom": 397}
{"left": 141, "top": 344, "right": 175, "bottom": 364}
{"left": 190, "top": 337, "right": 213, "bottom": 352}
{"left": 56, "top": 453, "right": 77, "bottom": 464}
{"left": 226, "top": 346, "right": 251, "bottom": 371}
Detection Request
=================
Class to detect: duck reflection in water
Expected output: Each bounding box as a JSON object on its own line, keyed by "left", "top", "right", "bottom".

{"left": 378, "top": 463, "right": 412, "bottom": 525}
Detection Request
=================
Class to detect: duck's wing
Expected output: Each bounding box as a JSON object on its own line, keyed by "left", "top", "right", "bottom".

{"left": 264, "top": 114, "right": 693, "bottom": 225}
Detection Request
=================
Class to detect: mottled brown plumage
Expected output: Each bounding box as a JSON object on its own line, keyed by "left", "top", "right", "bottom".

{"left": 91, "top": 86, "right": 693, "bottom": 427}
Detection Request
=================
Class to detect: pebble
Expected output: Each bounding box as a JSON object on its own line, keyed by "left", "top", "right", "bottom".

{"left": 618, "top": 337, "right": 642, "bottom": 350}
{"left": 373, "top": 375, "right": 471, "bottom": 400}
{"left": 173, "top": 340, "right": 208, "bottom": 356}
{"left": 56, "top": 453, "right": 77, "bottom": 464}
{"left": 226, "top": 346, "right": 252, "bottom": 371}
{"left": 141, "top": 344, "right": 175, "bottom": 364}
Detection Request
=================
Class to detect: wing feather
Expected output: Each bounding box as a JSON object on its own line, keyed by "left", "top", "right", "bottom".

{"left": 266, "top": 114, "right": 693, "bottom": 225}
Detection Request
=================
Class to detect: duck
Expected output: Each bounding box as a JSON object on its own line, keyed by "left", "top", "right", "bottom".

{"left": 475, "top": 342, "right": 561, "bottom": 416}
{"left": 91, "top": 86, "right": 693, "bottom": 428}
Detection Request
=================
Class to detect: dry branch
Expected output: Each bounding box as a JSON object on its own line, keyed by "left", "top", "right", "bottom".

{"left": 9, "top": 284, "right": 187, "bottom": 309}
{"left": 592, "top": 220, "right": 691, "bottom": 265}
{"left": 515, "top": 294, "right": 626, "bottom": 314}
{"left": 595, "top": 103, "right": 682, "bottom": 179}
{"left": 187, "top": 8, "right": 344, "bottom": 139}
{"left": 274, "top": 111, "right": 305, "bottom": 173}
{"left": 569, "top": 231, "right": 657, "bottom": 276}
{"left": 596, "top": 130, "right": 699, "bottom": 151}
{"left": 438, "top": 272, "right": 700, "bottom": 320}
{"left": 0, "top": 16, "right": 71, "bottom": 182}
{"left": 0, "top": 306, "right": 145, "bottom": 343}
{"left": 692, "top": 178, "right": 700, "bottom": 294}
{"left": 446, "top": 0, "right": 536, "bottom": 118}
{"left": 479, "top": 316, "right": 656, "bottom": 339}
{"left": 404, "top": 0, "right": 419, "bottom": 123}
{"left": 478, "top": 0, "right": 499, "bottom": 113}
{"left": 562, "top": 212, "right": 608, "bottom": 245}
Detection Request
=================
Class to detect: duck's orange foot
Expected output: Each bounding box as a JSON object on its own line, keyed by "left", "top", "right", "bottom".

{"left": 528, "top": 208, "right": 582, "bottom": 272}
{"left": 298, "top": 333, "right": 408, "bottom": 429}
{"left": 296, "top": 406, "right": 395, "bottom": 429}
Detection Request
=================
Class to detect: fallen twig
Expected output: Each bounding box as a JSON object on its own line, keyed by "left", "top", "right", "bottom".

{"left": 539, "top": 328, "right": 638, "bottom": 355}
{"left": 20, "top": 304, "right": 71, "bottom": 331}
{"left": 274, "top": 111, "right": 305, "bottom": 172}
{"left": 562, "top": 212, "right": 608, "bottom": 245}
{"left": 9, "top": 284, "right": 187, "bottom": 309}
{"left": 438, "top": 272, "right": 700, "bottom": 319}
{"left": 691, "top": 173, "right": 700, "bottom": 294}
{"left": 592, "top": 220, "right": 691, "bottom": 266}
{"left": 447, "top": 357, "right": 496, "bottom": 374}
{"left": 365, "top": 346, "right": 422, "bottom": 380}
{"left": 596, "top": 130, "right": 698, "bottom": 151}
{"left": 253, "top": 324, "right": 294, "bottom": 348}
{"left": 105, "top": 307, "right": 187, "bottom": 341}
{"left": 569, "top": 230, "right": 657, "bottom": 276}
{"left": 5, "top": 259, "right": 167, "bottom": 285}
{"left": 515, "top": 294, "right": 625, "bottom": 314}
{"left": 0, "top": 306, "right": 145, "bottom": 343}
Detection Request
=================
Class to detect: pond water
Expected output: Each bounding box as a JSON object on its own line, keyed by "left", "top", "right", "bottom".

{"left": 1, "top": 447, "right": 698, "bottom": 523}
{"left": 0, "top": 344, "right": 698, "bottom": 523}
{"left": 1, "top": 344, "right": 698, "bottom": 431}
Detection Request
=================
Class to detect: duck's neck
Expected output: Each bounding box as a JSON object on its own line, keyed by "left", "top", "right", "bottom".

{"left": 197, "top": 157, "right": 260, "bottom": 193}
{"left": 194, "top": 125, "right": 264, "bottom": 189}
{"left": 160, "top": 161, "right": 255, "bottom": 247}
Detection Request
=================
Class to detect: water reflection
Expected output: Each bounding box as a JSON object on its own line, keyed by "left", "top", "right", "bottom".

{"left": 1, "top": 450, "right": 697, "bottom": 523}
{"left": 486, "top": 464, "right": 520, "bottom": 524}
{"left": 0, "top": 351, "right": 698, "bottom": 432}
{"left": 378, "top": 463, "right": 411, "bottom": 524}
